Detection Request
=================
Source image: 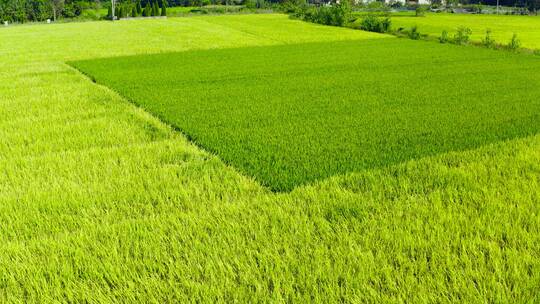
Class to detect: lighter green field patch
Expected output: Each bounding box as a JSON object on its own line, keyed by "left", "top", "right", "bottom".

{"left": 391, "top": 13, "right": 540, "bottom": 49}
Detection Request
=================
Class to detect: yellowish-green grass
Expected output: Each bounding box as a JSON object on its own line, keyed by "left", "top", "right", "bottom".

{"left": 1, "top": 14, "right": 539, "bottom": 302}
{"left": 391, "top": 13, "right": 540, "bottom": 49}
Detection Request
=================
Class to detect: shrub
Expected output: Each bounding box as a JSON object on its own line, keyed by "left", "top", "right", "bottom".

{"left": 280, "top": 1, "right": 293, "bottom": 13}
{"left": 507, "top": 33, "right": 521, "bottom": 50}
{"left": 482, "top": 29, "right": 496, "bottom": 48}
{"left": 245, "top": 0, "right": 267, "bottom": 9}
{"left": 281, "top": 0, "right": 305, "bottom": 13}
{"left": 439, "top": 30, "right": 449, "bottom": 43}
{"left": 245, "top": 0, "right": 257, "bottom": 9}
{"left": 408, "top": 26, "right": 421, "bottom": 40}
{"left": 296, "top": 2, "right": 351, "bottom": 27}
{"left": 314, "top": 7, "right": 333, "bottom": 25}
{"left": 79, "top": 9, "right": 103, "bottom": 21}
{"left": 107, "top": 6, "right": 113, "bottom": 19}
{"left": 132, "top": 7, "right": 137, "bottom": 17}
{"left": 212, "top": 7, "right": 225, "bottom": 13}
{"left": 360, "top": 15, "right": 391, "bottom": 33}
{"left": 117, "top": 6, "right": 123, "bottom": 19}
{"left": 454, "top": 27, "right": 472, "bottom": 45}
{"left": 415, "top": 5, "right": 426, "bottom": 16}
{"left": 327, "top": 2, "right": 352, "bottom": 26}
{"left": 366, "top": 1, "right": 387, "bottom": 10}
{"left": 380, "top": 17, "right": 391, "bottom": 32}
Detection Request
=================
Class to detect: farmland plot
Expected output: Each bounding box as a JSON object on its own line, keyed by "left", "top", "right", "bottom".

{"left": 1, "top": 14, "right": 540, "bottom": 302}
{"left": 73, "top": 39, "right": 540, "bottom": 191}
{"left": 391, "top": 13, "right": 540, "bottom": 49}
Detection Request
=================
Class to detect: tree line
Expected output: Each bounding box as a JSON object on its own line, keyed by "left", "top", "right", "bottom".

{"left": 0, "top": 0, "right": 255, "bottom": 23}
{"left": 0, "top": 0, "right": 173, "bottom": 23}
{"left": 0, "top": 0, "right": 99, "bottom": 22}
{"left": 111, "top": 0, "right": 167, "bottom": 18}
{"left": 2, "top": 0, "right": 539, "bottom": 24}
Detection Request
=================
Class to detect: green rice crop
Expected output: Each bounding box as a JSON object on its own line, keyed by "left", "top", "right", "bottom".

{"left": 72, "top": 39, "right": 540, "bottom": 191}
{"left": 1, "top": 14, "right": 540, "bottom": 302}
{"left": 391, "top": 13, "right": 540, "bottom": 49}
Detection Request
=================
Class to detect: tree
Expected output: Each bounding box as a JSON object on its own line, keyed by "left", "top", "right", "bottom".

{"left": 131, "top": 6, "right": 136, "bottom": 16}
{"left": 143, "top": 2, "right": 150, "bottom": 16}
{"left": 152, "top": 1, "right": 158, "bottom": 16}
{"left": 161, "top": 0, "right": 167, "bottom": 15}
{"left": 0, "top": 0, "right": 93, "bottom": 23}
{"left": 51, "top": 0, "right": 64, "bottom": 21}
{"left": 136, "top": 0, "right": 142, "bottom": 15}
{"left": 527, "top": 0, "right": 540, "bottom": 13}
{"left": 26, "top": 0, "right": 52, "bottom": 21}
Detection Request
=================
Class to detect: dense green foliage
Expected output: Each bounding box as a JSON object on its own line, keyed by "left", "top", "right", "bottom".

{"left": 392, "top": 13, "right": 540, "bottom": 49}
{"left": 0, "top": 0, "right": 97, "bottom": 22}
{"left": 2, "top": 14, "right": 540, "bottom": 302}
{"left": 142, "top": 1, "right": 150, "bottom": 15}
{"left": 291, "top": 1, "right": 352, "bottom": 26}
{"left": 357, "top": 14, "right": 391, "bottom": 32}
{"left": 0, "top": 0, "right": 274, "bottom": 23}
{"left": 482, "top": 29, "right": 496, "bottom": 47}
{"left": 152, "top": 0, "right": 158, "bottom": 15}
{"left": 415, "top": 5, "right": 426, "bottom": 16}
{"left": 508, "top": 33, "right": 522, "bottom": 50}
{"left": 73, "top": 39, "right": 540, "bottom": 191}
{"left": 454, "top": 26, "right": 472, "bottom": 44}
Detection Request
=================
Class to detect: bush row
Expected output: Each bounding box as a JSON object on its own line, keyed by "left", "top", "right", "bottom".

{"left": 287, "top": 0, "right": 352, "bottom": 27}
{"left": 295, "top": 8, "right": 530, "bottom": 56}
{"left": 437, "top": 27, "right": 522, "bottom": 50}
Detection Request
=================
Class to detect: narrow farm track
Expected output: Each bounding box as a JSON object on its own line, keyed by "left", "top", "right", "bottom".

{"left": 0, "top": 14, "right": 539, "bottom": 302}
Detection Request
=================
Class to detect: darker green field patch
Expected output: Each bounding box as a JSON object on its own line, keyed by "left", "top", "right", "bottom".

{"left": 70, "top": 39, "right": 540, "bottom": 191}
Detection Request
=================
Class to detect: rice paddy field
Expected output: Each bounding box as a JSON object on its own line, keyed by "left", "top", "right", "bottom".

{"left": 1, "top": 13, "right": 540, "bottom": 302}
{"left": 391, "top": 13, "right": 540, "bottom": 49}
{"left": 72, "top": 40, "right": 540, "bottom": 191}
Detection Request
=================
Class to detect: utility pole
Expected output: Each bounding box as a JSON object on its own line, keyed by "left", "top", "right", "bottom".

{"left": 496, "top": 0, "right": 499, "bottom": 14}
{"left": 111, "top": 0, "right": 115, "bottom": 20}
